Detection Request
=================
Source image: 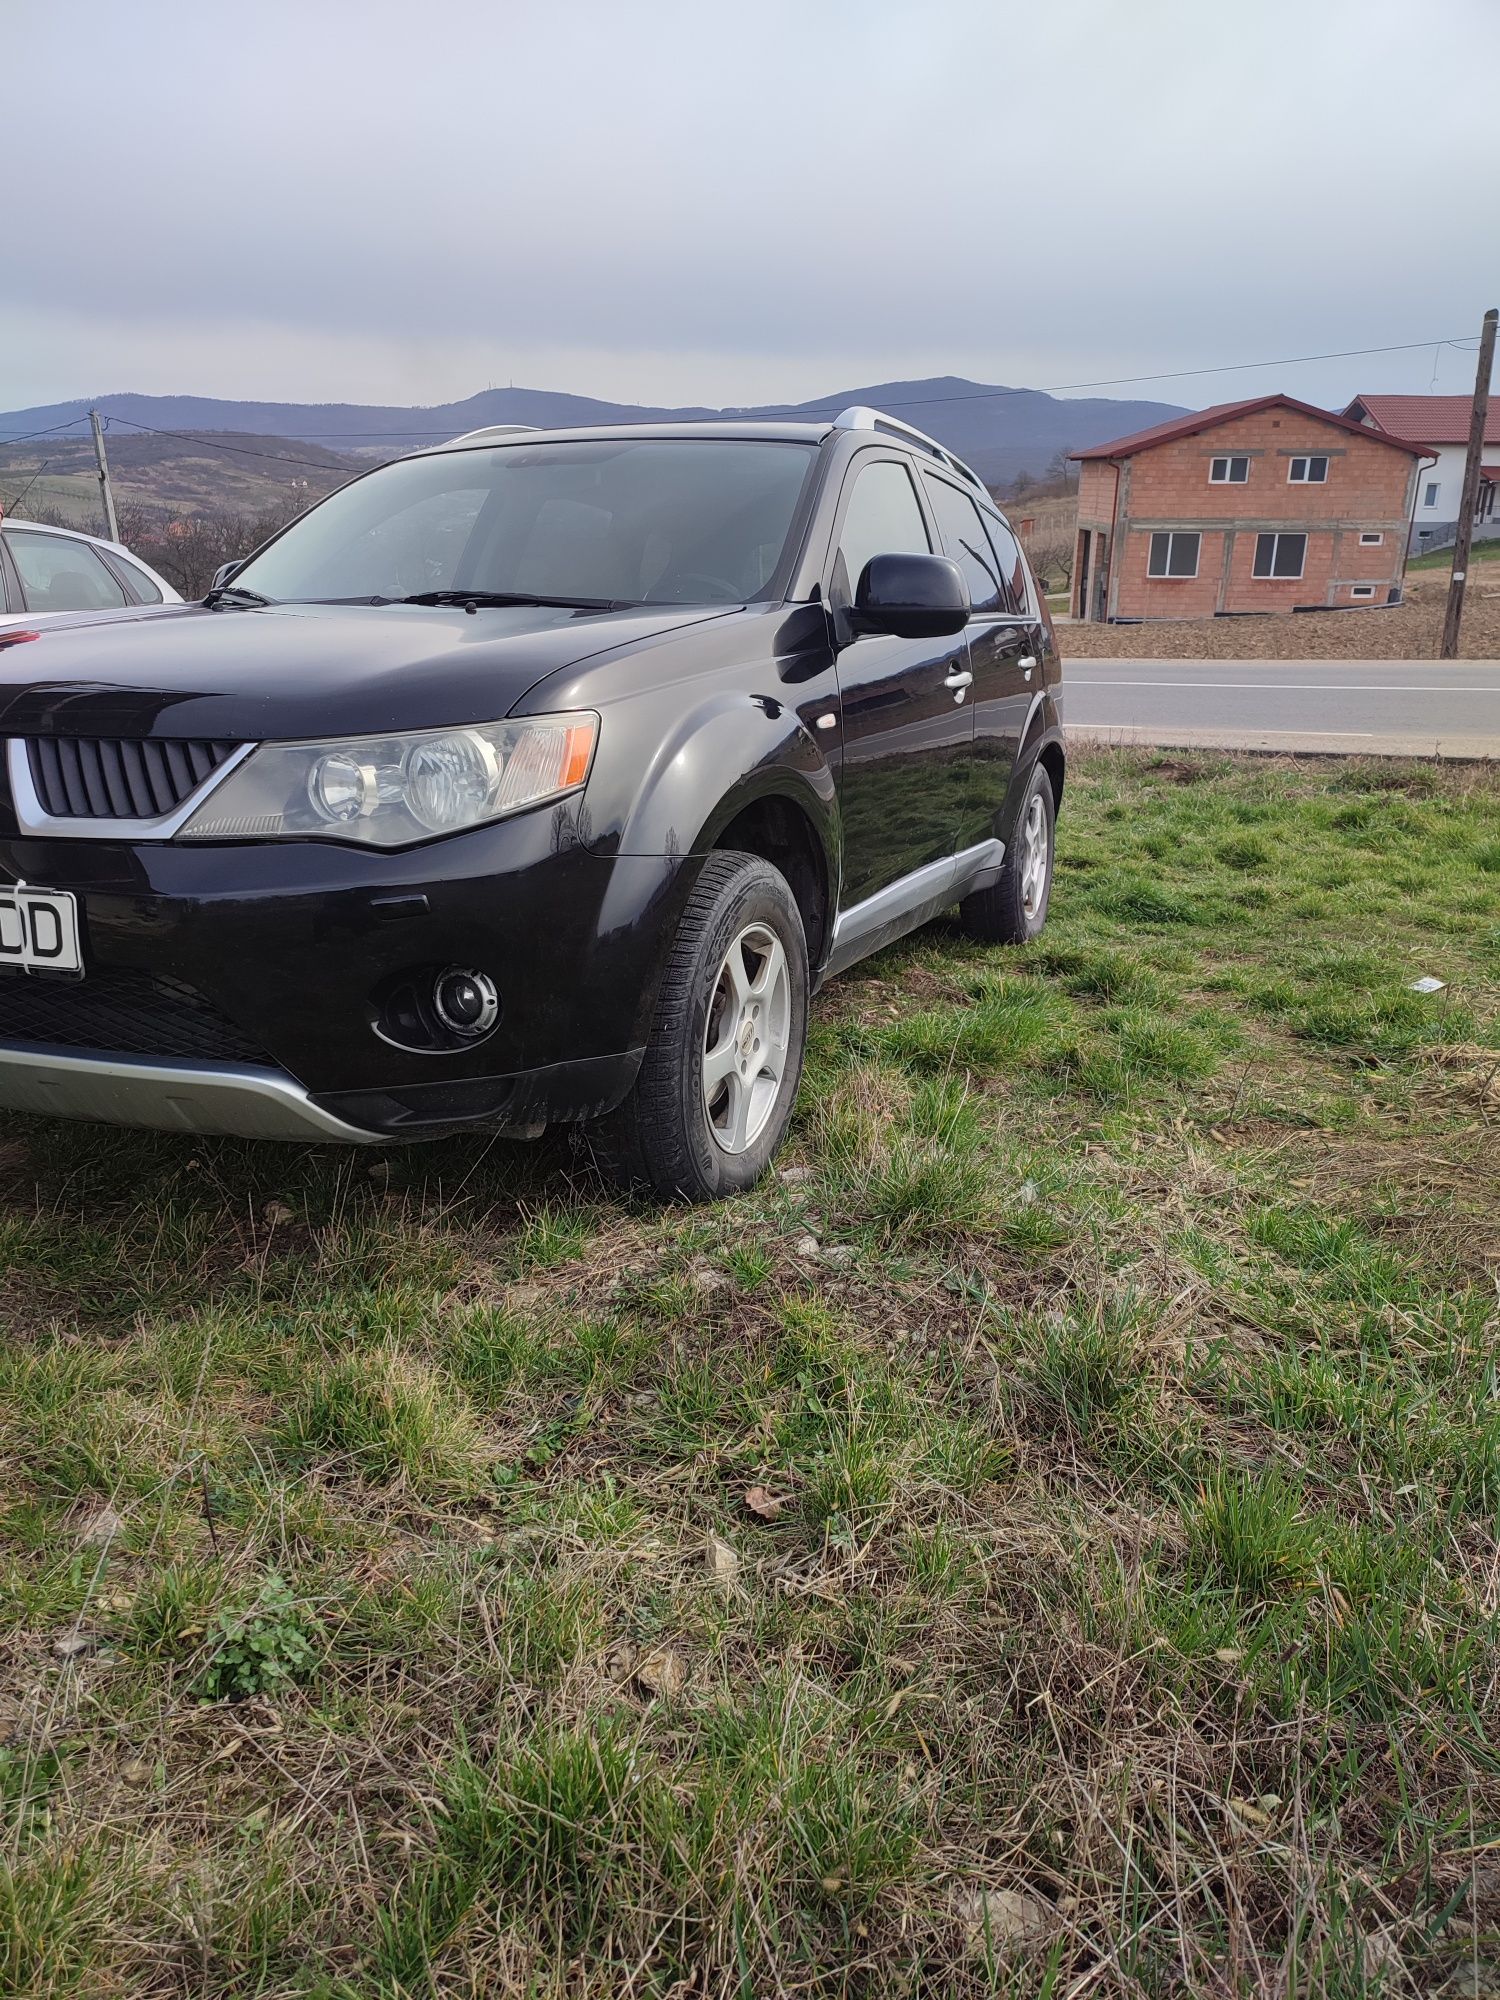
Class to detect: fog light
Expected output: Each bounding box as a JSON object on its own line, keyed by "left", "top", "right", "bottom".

{"left": 432, "top": 967, "right": 499, "bottom": 1038}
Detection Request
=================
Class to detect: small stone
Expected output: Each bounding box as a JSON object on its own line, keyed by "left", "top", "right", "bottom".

{"left": 120, "top": 1757, "right": 153, "bottom": 1787}
{"left": 821, "top": 1243, "right": 856, "bottom": 1268}
{"left": 704, "top": 1532, "right": 738, "bottom": 1583}
{"left": 690, "top": 1261, "right": 730, "bottom": 1294}
{"left": 794, "top": 1234, "right": 820, "bottom": 1258}
{"left": 780, "top": 1165, "right": 813, "bottom": 1185}
{"left": 959, "top": 1887, "right": 1056, "bottom": 1952}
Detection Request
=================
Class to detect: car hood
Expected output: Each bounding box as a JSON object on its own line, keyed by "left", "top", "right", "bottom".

{"left": 0, "top": 599, "right": 736, "bottom": 741}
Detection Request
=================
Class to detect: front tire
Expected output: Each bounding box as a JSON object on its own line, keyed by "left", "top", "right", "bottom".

{"left": 959, "top": 763, "right": 1056, "bottom": 944}
{"left": 592, "top": 851, "right": 808, "bottom": 1200}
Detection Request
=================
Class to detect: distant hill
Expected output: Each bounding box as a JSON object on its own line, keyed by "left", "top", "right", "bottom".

{"left": 0, "top": 376, "right": 1189, "bottom": 490}
{"left": 0, "top": 428, "right": 363, "bottom": 529}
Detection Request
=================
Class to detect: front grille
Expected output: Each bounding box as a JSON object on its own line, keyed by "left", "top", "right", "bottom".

{"left": 26, "top": 737, "right": 240, "bottom": 820}
{"left": 0, "top": 967, "right": 269, "bottom": 1066}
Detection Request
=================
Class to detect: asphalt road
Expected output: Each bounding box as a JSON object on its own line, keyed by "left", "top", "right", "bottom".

{"left": 1062, "top": 658, "right": 1500, "bottom": 758}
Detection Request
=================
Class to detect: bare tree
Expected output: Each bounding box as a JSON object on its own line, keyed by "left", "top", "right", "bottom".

{"left": 11, "top": 494, "right": 309, "bottom": 598}
{"left": 1020, "top": 535, "right": 1074, "bottom": 594}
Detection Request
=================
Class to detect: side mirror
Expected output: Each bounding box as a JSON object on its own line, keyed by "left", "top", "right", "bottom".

{"left": 851, "top": 552, "right": 969, "bottom": 639}
{"left": 209, "top": 560, "right": 244, "bottom": 593}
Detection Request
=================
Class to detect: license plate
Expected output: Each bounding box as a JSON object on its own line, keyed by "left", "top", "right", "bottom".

{"left": 0, "top": 888, "right": 83, "bottom": 974}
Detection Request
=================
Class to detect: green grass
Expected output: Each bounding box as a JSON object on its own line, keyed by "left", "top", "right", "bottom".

{"left": 1, "top": 749, "right": 1498, "bottom": 1995}
{"left": 1407, "top": 535, "right": 1500, "bottom": 573}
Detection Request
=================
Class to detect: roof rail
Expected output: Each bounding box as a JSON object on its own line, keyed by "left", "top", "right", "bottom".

{"left": 445, "top": 423, "right": 543, "bottom": 446}
{"left": 831, "top": 406, "right": 987, "bottom": 493}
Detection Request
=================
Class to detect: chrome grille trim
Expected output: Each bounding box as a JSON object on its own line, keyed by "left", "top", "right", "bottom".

{"left": 6, "top": 738, "right": 256, "bottom": 840}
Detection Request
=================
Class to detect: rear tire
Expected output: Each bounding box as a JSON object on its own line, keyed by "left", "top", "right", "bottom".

{"left": 959, "top": 763, "right": 1056, "bottom": 945}
{"left": 591, "top": 851, "right": 808, "bottom": 1200}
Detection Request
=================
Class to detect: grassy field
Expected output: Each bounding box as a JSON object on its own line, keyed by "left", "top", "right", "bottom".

{"left": 3, "top": 751, "right": 1499, "bottom": 1997}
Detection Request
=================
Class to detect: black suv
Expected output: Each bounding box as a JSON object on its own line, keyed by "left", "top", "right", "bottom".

{"left": 0, "top": 409, "right": 1063, "bottom": 1197}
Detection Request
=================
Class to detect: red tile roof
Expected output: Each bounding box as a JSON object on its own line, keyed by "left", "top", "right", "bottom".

{"left": 1342, "top": 393, "right": 1500, "bottom": 449}
{"left": 1071, "top": 393, "right": 1431, "bottom": 462}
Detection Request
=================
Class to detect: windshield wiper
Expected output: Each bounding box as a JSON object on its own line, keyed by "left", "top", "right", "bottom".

{"left": 203, "top": 583, "right": 272, "bottom": 608}
{"left": 387, "top": 589, "right": 636, "bottom": 612}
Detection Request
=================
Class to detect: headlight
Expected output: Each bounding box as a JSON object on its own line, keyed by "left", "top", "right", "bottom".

{"left": 176, "top": 713, "right": 597, "bottom": 847}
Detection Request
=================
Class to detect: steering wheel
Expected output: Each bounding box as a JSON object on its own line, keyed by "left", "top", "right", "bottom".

{"left": 661, "top": 570, "right": 745, "bottom": 604}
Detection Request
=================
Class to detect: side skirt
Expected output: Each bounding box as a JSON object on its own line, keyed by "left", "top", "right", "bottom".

{"left": 821, "top": 838, "right": 1005, "bottom": 979}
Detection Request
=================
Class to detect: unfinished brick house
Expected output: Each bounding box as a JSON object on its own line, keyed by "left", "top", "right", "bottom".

{"left": 1068, "top": 395, "right": 1430, "bottom": 622}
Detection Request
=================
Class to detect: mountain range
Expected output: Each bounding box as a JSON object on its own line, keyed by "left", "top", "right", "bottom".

{"left": 0, "top": 376, "right": 1189, "bottom": 489}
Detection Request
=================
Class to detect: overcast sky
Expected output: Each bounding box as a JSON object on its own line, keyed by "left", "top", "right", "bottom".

{"left": 5, "top": 0, "right": 1494, "bottom": 417}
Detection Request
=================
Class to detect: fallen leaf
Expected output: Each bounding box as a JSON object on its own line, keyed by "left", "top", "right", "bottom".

{"left": 1227, "top": 1795, "right": 1272, "bottom": 1828}
{"left": 78, "top": 1505, "right": 124, "bottom": 1547}
{"left": 262, "top": 1201, "right": 296, "bottom": 1226}
{"left": 119, "top": 1757, "right": 153, "bottom": 1787}
{"left": 52, "top": 1631, "right": 95, "bottom": 1661}
{"left": 745, "top": 1485, "right": 792, "bottom": 1520}
{"left": 635, "top": 1646, "right": 686, "bottom": 1699}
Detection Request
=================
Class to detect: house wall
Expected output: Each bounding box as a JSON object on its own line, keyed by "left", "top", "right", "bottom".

{"left": 1099, "top": 407, "right": 1416, "bottom": 620}
{"left": 1409, "top": 442, "right": 1500, "bottom": 548}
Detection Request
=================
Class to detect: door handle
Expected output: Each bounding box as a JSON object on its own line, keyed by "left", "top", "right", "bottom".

{"left": 943, "top": 666, "right": 973, "bottom": 689}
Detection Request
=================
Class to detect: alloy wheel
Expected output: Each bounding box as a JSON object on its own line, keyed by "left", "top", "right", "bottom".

{"left": 702, "top": 922, "right": 791, "bottom": 1153}
{"left": 1020, "top": 789, "right": 1050, "bottom": 920}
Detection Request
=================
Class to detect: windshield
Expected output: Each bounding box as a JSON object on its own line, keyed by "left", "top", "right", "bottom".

{"left": 231, "top": 438, "right": 818, "bottom": 607}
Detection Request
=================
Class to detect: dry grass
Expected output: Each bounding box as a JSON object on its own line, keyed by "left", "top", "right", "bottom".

{"left": 1061, "top": 572, "right": 1500, "bottom": 660}
{"left": 1, "top": 750, "right": 1499, "bottom": 1996}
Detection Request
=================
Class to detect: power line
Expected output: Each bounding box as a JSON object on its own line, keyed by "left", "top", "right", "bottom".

{"left": 97, "top": 415, "right": 357, "bottom": 474}
{"left": 0, "top": 417, "right": 92, "bottom": 446}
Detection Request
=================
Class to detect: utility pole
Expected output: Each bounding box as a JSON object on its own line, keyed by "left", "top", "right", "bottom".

{"left": 1440, "top": 306, "right": 1498, "bottom": 660}
{"left": 89, "top": 408, "right": 119, "bottom": 543}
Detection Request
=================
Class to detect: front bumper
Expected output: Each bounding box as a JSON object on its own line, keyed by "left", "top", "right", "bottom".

{"left": 0, "top": 1044, "right": 646, "bottom": 1143}
{"left": 0, "top": 811, "right": 687, "bottom": 1141}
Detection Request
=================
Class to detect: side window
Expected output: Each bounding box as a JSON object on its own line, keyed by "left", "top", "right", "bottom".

{"left": 834, "top": 458, "right": 930, "bottom": 599}
{"left": 981, "top": 511, "right": 1030, "bottom": 616}
{"left": 115, "top": 558, "right": 163, "bottom": 605}
{"left": 922, "top": 476, "right": 1006, "bottom": 613}
{"left": 8, "top": 530, "right": 128, "bottom": 613}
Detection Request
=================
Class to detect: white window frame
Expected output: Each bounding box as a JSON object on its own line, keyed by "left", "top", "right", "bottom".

{"left": 1358, "top": 532, "right": 1383, "bottom": 546}
{"left": 1209, "top": 455, "right": 1250, "bottom": 484}
{"left": 1287, "top": 455, "right": 1329, "bottom": 483}
{"left": 1423, "top": 482, "right": 1440, "bottom": 508}
{"left": 1253, "top": 531, "right": 1307, "bottom": 580}
{"left": 1146, "top": 530, "right": 1201, "bottom": 579}
{"left": 1350, "top": 585, "right": 1375, "bottom": 599}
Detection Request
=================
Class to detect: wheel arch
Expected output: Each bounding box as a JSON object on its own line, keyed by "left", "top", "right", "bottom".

{"left": 710, "top": 790, "right": 833, "bottom": 974}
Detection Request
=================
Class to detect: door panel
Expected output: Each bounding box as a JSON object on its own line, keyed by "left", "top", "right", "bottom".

{"left": 920, "top": 475, "right": 1040, "bottom": 852}
{"left": 836, "top": 629, "right": 973, "bottom": 905}
{"left": 827, "top": 454, "right": 974, "bottom": 908}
